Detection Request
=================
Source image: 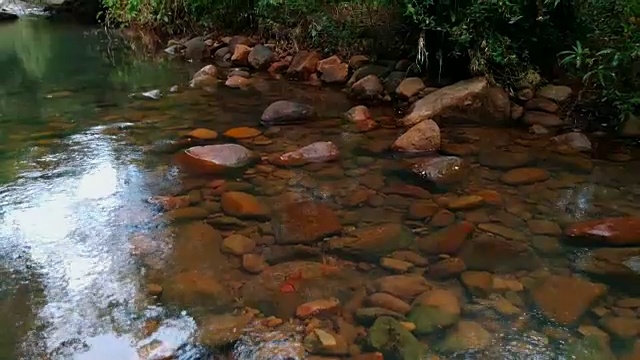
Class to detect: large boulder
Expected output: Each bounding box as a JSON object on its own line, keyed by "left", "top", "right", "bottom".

{"left": 392, "top": 119, "right": 440, "bottom": 153}
{"left": 260, "top": 100, "right": 314, "bottom": 125}
{"left": 184, "top": 37, "right": 207, "bottom": 61}
{"left": 402, "top": 77, "right": 510, "bottom": 127}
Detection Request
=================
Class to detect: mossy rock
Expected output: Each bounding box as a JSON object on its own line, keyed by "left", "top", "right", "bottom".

{"left": 407, "top": 305, "right": 459, "bottom": 335}
{"left": 565, "top": 335, "right": 616, "bottom": 360}
{"left": 368, "top": 316, "right": 430, "bottom": 360}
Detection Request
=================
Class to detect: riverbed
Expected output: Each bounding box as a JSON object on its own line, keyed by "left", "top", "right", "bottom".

{"left": 1, "top": 17, "right": 640, "bottom": 360}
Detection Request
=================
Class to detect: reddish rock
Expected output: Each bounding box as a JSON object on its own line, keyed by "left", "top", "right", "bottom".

{"left": 417, "top": 222, "right": 475, "bottom": 255}
{"left": 321, "top": 63, "right": 349, "bottom": 84}
{"left": 221, "top": 191, "right": 270, "bottom": 219}
{"left": 175, "top": 144, "right": 257, "bottom": 174}
{"left": 459, "top": 234, "right": 539, "bottom": 271}
{"left": 407, "top": 201, "right": 439, "bottom": 219}
{"left": 392, "top": 120, "right": 441, "bottom": 153}
{"left": 427, "top": 257, "right": 466, "bottom": 279}
{"left": 296, "top": 298, "right": 340, "bottom": 318}
{"left": 272, "top": 201, "right": 342, "bottom": 244}
{"left": 287, "top": 50, "right": 321, "bottom": 80}
{"left": 186, "top": 128, "right": 218, "bottom": 140}
{"left": 269, "top": 141, "right": 340, "bottom": 166}
{"left": 317, "top": 55, "right": 342, "bottom": 72}
{"left": 224, "top": 127, "right": 262, "bottom": 139}
{"left": 564, "top": 217, "right": 640, "bottom": 246}
{"left": 268, "top": 61, "right": 290, "bottom": 76}
{"left": 231, "top": 44, "right": 251, "bottom": 66}
{"left": 402, "top": 77, "right": 510, "bottom": 126}
{"left": 242, "top": 254, "right": 268, "bottom": 274}
{"left": 147, "top": 195, "right": 190, "bottom": 211}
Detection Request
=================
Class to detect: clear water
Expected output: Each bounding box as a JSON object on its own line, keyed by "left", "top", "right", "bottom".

{"left": 1, "top": 17, "right": 640, "bottom": 360}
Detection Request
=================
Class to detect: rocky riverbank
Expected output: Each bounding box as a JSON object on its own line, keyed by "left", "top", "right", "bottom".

{"left": 107, "top": 34, "right": 640, "bottom": 360}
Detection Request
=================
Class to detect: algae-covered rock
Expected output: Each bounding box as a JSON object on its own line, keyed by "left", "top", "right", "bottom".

{"left": 368, "top": 316, "right": 430, "bottom": 360}
{"left": 407, "top": 304, "right": 459, "bottom": 335}
{"left": 565, "top": 335, "right": 616, "bottom": 360}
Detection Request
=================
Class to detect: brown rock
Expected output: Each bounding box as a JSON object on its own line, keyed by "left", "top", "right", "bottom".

{"left": 531, "top": 275, "right": 608, "bottom": 325}
{"left": 381, "top": 184, "right": 431, "bottom": 199}
{"left": 417, "top": 222, "right": 474, "bottom": 255}
{"left": 523, "top": 111, "right": 563, "bottom": 127}
{"left": 430, "top": 209, "right": 455, "bottom": 227}
{"left": 268, "top": 61, "right": 289, "bottom": 76}
{"left": 225, "top": 75, "right": 251, "bottom": 89}
{"left": 527, "top": 219, "right": 562, "bottom": 235}
{"left": 380, "top": 258, "right": 414, "bottom": 273}
{"left": 525, "top": 97, "right": 560, "bottom": 113}
{"left": 392, "top": 120, "right": 441, "bottom": 153}
{"left": 261, "top": 100, "right": 314, "bottom": 125}
{"left": 348, "top": 55, "right": 369, "bottom": 69}
{"left": 537, "top": 85, "right": 572, "bottom": 103}
{"left": 221, "top": 234, "right": 256, "bottom": 255}
{"left": 391, "top": 250, "right": 428, "bottom": 267}
{"left": 272, "top": 201, "right": 342, "bottom": 244}
{"left": 448, "top": 195, "right": 484, "bottom": 210}
{"left": 564, "top": 217, "right": 640, "bottom": 246}
{"left": 396, "top": 77, "right": 426, "bottom": 98}
{"left": 576, "top": 247, "right": 640, "bottom": 289}
{"left": 600, "top": 317, "right": 640, "bottom": 339}
{"left": 351, "top": 74, "right": 384, "bottom": 100}
{"left": 461, "top": 271, "right": 493, "bottom": 296}
{"left": 176, "top": 144, "right": 257, "bottom": 174}
{"left": 374, "top": 275, "right": 433, "bottom": 301}
{"left": 224, "top": 126, "right": 262, "bottom": 139}
{"left": 407, "top": 201, "right": 439, "bottom": 219}
{"left": 367, "top": 293, "right": 412, "bottom": 314}
{"left": 221, "top": 191, "right": 270, "bottom": 219}
{"left": 478, "top": 223, "right": 527, "bottom": 241}
{"left": 402, "top": 77, "right": 510, "bottom": 127}
{"left": 344, "top": 105, "right": 377, "bottom": 132}
{"left": 190, "top": 64, "right": 218, "bottom": 88}
{"left": 500, "top": 167, "right": 550, "bottom": 185}
{"left": 242, "top": 254, "right": 268, "bottom": 274}
{"left": 326, "top": 223, "right": 413, "bottom": 260}
{"left": 296, "top": 298, "right": 341, "bottom": 318}
{"left": 459, "top": 234, "right": 539, "bottom": 271}
{"left": 269, "top": 141, "right": 340, "bottom": 166}
{"left": 478, "top": 149, "right": 532, "bottom": 169}
{"left": 427, "top": 258, "right": 466, "bottom": 279}
{"left": 186, "top": 128, "right": 218, "bottom": 140}
{"left": 287, "top": 50, "right": 322, "bottom": 80}
{"left": 198, "top": 312, "right": 253, "bottom": 347}
{"left": 231, "top": 44, "right": 251, "bottom": 66}
{"left": 411, "top": 156, "right": 469, "bottom": 186}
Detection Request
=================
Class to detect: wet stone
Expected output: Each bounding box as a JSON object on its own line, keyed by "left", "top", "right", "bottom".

{"left": 296, "top": 298, "right": 340, "bottom": 319}
{"left": 367, "top": 293, "right": 412, "bottom": 315}
{"left": 417, "top": 221, "right": 474, "bottom": 255}
{"left": 527, "top": 219, "right": 562, "bottom": 235}
{"left": 478, "top": 149, "right": 531, "bottom": 169}
{"left": 426, "top": 257, "right": 466, "bottom": 279}
{"left": 242, "top": 254, "right": 268, "bottom": 274}
{"left": 411, "top": 156, "right": 469, "bottom": 186}
{"left": 500, "top": 167, "right": 550, "bottom": 185}
{"left": 221, "top": 234, "right": 256, "bottom": 255}
{"left": 272, "top": 201, "right": 342, "bottom": 244}
{"left": 221, "top": 191, "right": 270, "bottom": 220}
{"left": 380, "top": 257, "right": 414, "bottom": 273}
{"left": 355, "top": 307, "right": 406, "bottom": 326}
{"left": 459, "top": 234, "right": 540, "bottom": 271}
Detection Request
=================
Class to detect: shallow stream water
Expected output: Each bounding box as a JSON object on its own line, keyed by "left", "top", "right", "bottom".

{"left": 1, "top": 17, "right": 640, "bottom": 360}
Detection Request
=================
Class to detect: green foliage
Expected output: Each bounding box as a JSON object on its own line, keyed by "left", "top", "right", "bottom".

{"left": 557, "top": 0, "right": 639, "bottom": 123}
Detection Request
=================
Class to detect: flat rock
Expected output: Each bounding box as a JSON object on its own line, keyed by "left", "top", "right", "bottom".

{"left": 396, "top": 77, "right": 426, "bottom": 98}
{"left": 525, "top": 97, "right": 560, "bottom": 113}
{"left": 531, "top": 275, "right": 607, "bottom": 325}
{"left": 221, "top": 191, "right": 270, "bottom": 219}
{"left": 326, "top": 223, "right": 413, "bottom": 260}
{"left": 272, "top": 201, "right": 342, "bottom": 244}
{"left": 198, "top": 313, "right": 254, "bottom": 347}
{"left": 367, "top": 293, "right": 412, "bottom": 315}
{"left": 537, "top": 84, "right": 572, "bottom": 103}
{"left": 269, "top": 141, "right": 340, "bottom": 166}
{"left": 176, "top": 144, "right": 257, "bottom": 174}
{"left": 439, "top": 321, "right": 492, "bottom": 353}
{"left": 374, "top": 275, "right": 434, "bottom": 301}
{"left": 500, "top": 167, "right": 550, "bottom": 185}
{"left": 221, "top": 234, "right": 256, "bottom": 255}
{"left": 478, "top": 149, "right": 532, "bottom": 169}
{"left": 576, "top": 247, "right": 640, "bottom": 291}
{"left": 459, "top": 234, "right": 539, "bottom": 271}
{"left": 564, "top": 217, "right": 640, "bottom": 246}
{"left": 523, "top": 111, "right": 563, "bottom": 127}
{"left": 417, "top": 221, "right": 474, "bottom": 255}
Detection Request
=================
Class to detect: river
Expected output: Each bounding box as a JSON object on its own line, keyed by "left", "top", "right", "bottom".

{"left": 1, "top": 16, "right": 640, "bottom": 360}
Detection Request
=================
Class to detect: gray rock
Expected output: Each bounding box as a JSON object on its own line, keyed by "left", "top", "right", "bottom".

{"left": 537, "top": 84, "right": 572, "bottom": 102}
{"left": 261, "top": 100, "right": 314, "bottom": 125}
{"left": 248, "top": 44, "right": 275, "bottom": 69}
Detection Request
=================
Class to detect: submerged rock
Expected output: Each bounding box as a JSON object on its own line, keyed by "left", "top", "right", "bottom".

{"left": 564, "top": 217, "right": 640, "bottom": 247}
{"left": 530, "top": 275, "right": 607, "bottom": 325}
{"left": 344, "top": 105, "right": 377, "bottom": 132}
{"left": 221, "top": 191, "right": 270, "bottom": 220}
{"left": 523, "top": 111, "right": 563, "bottom": 127}
{"left": 478, "top": 149, "right": 532, "bottom": 169}
{"left": 500, "top": 167, "right": 549, "bottom": 185}
{"left": 261, "top": 100, "right": 314, "bottom": 125}
{"left": 458, "top": 234, "right": 540, "bottom": 271}
{"left": 576, "top": 247, "right": 640, "bottom": 290}
{"left": 176, "top": 144, "right": 258, "bottom": 174}
{"left": 438, "top": 321, "right": 492, "bottom": 353}
{"left": 198, "top": 312, "right": 254, "bottom": 347}
{"left": 325, "top": 223, "right": 414, "bottom": 260}
{"left": 408, "top": 289, "right": 460, "bottom": 334}
{"left": 410, "top": 156, "right": 469, "bottom": 186}
{"left": 402, "top": 77, "right": 510, "bottom": 126}
{"left": 368, "top": 317, "right": 430, "bottom": 359}
{"left": 269, "top": 141, "right": 340, "bottom": 166}
{"left": 551, "top": 132, "right": 592, "bottom": 152}
{"left": 272, "top": 201, "right": 342, "bottom": 244}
